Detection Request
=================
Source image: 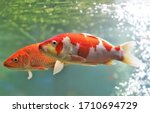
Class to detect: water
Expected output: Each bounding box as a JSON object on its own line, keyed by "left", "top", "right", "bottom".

{"left": 0, "top": 0, "right": 149, "bottom": 96}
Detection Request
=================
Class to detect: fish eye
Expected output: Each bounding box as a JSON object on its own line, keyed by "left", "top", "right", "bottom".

{"left": 51, "top": 40, "right": 58, "bottom": 47}
{"left": 13, "top": 58, "right": 19, "bottom": 63}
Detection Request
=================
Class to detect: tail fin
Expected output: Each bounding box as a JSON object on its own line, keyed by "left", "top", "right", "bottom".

{"left": 121, "top": 41, "right": 141, "bottom": 67}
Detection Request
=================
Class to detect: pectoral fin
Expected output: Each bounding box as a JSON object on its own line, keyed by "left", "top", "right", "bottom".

{"left": 27, "top": 70, "right": 33, "bottom": 80}
{"left": 70, "top": 55, "right": 86, "bottom": 62}
{"left": 53, "top": 60, "right": 64, "bottom": 75}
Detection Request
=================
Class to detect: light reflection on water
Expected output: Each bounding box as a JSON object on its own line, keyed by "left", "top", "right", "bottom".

{"left": 86, "top": 0, "right": 150, "bottom": 95}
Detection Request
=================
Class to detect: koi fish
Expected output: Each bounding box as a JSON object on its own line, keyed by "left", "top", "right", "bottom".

{"left": 3, "top": 43, "right": 56, "bottom": 79}
{"left": 39, "top": 33, "right": 141, "bottom": 75}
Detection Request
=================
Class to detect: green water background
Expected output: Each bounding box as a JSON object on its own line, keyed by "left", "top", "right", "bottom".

{"left": 0, "top": 0, "right": 134, "bottom": 96}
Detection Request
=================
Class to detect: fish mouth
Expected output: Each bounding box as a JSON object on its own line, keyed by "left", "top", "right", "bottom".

{"left": 3, "top": 61, "right": 16, "bottom": 69}
{"left": 3, "top": 62, "right": 14, "bottom": 68}
{"left": 3, "top": 61, "right": 10, "bottom": 67}
{"left": 39, "top": 43, "right": 47, "bottom": 53}
{"left": 3, "top": 63, "right": 23, "bottom": 70}
{"left": 39, "top": 43, "right": 57, "bottom": 58}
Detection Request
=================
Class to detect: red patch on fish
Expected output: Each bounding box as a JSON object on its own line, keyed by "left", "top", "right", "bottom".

{"left": 78, "top": 44, "right": 90, "bottom": 58}
{"left": 87, "top": 35, "right": 100, "bottom": 49}
{"left": 102, "top": 40, "right": 112, "bottom": 51}
{"left": 56, "top": 42, "right": 63, "bottom": 55}
{"left": 115, "top": 46, "right": 120, "bottom": 51}
{"left": 65, "top": 33, "right": 99, "bottom": 58}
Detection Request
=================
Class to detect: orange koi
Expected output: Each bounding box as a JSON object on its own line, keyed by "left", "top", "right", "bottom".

{"left": 3, "top": 43, "right": 56, "bottom": 79}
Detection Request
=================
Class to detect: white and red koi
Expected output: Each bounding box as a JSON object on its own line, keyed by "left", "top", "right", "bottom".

{"left": 39, "top": 33, "right": 141, "bottom": 74}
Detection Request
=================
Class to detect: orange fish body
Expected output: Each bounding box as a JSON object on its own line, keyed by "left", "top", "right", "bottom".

{"left": 39, "top": 33, "right": 141, "bottom": 74}
{"left": 3, "top": 43, "right": 56, "bottom": 79}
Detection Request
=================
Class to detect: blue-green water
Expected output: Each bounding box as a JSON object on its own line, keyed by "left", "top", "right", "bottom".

{"left": 0, "top": 0, "right": 150, "bottom": 96}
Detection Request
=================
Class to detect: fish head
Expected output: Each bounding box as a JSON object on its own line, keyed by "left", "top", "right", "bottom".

{"left": 39, "top": 34, "right": 69, "bottom": 59}
{"left": 3, "top": 50, "right": 30, "bottom": 70}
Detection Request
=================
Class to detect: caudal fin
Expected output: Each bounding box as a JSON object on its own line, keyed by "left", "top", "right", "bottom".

{"left": 121, "top": 41, "right": 141, "bottom": 67}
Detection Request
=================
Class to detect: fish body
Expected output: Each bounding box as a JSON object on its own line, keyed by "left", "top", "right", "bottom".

{"left": 3, "top": 43, "right": 56, "bottom": 79}
{"left": 39, "top": 33, "right": 141, "bottom": 75}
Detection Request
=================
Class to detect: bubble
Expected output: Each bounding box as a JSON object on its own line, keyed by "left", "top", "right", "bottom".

{"left": 43, "top": 5, "right": 47, "bottom": 8}
{"left": 79, "top": 10, "right": 83, "bottom": 13}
